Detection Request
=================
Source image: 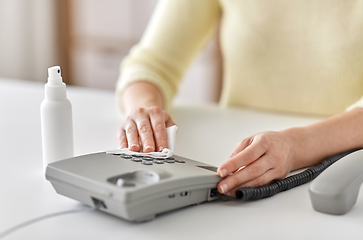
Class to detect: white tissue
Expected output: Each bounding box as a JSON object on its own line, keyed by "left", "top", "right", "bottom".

{"left": 166, "top": 125, "right": 178, "bottom": 152}
{"left": 107, "top": 125, "right": 178, "bottom": 158}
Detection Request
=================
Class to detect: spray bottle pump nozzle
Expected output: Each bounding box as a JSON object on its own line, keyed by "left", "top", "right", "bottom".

{"left": 47, "top": 66, "right": 63, "bottom": 86}
{"left": 45, "top": 66, "right": 66, "bottom": 100}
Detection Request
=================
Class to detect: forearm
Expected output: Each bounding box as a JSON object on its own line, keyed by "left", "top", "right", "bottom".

{"left": 118, "top": 81, "right": 165, "bottom": 115}
{"left": 286, "top": 107, "right": 363, "bottom": 170}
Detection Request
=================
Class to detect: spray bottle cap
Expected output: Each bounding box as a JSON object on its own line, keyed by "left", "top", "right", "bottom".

{"left": 47, "top": 66, "right": 63, "bottom": 86}
{"left": 45, "top": 66, "right": 66, "bottom": 100}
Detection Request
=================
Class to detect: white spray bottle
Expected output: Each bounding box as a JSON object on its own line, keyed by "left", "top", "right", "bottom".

{"left": 41, "top": 66, "right": 74, "bottom": 173}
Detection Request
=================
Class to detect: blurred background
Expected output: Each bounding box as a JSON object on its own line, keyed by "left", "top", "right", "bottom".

{"left": 0, "top": 0, "right": 222, "bottom": 103}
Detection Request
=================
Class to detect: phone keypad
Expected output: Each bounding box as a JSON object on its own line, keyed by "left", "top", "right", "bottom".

{"left": 119, "top": 154, "right": 184, "bottom": 166}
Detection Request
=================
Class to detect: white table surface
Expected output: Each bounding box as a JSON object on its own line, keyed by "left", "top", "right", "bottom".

{"left": 0, "top": 78, "right": 362, "bottom": 240}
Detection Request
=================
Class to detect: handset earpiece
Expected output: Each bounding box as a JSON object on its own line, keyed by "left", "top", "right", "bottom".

{"left": 309, "top": 149, "right": 363, "bottom": 215}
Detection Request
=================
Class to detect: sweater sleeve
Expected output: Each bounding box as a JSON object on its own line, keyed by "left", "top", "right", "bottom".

{"left": 116, "top": 0, "right": 220, "bottom": 110}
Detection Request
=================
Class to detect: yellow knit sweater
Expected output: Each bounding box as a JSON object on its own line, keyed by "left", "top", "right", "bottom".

{"left": 117, "top": 0, "right": 363, "bottom": 116}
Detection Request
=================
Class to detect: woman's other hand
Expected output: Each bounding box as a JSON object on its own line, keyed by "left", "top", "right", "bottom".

{"left": 217, "top": 131, "right": 296, "bottom": 196}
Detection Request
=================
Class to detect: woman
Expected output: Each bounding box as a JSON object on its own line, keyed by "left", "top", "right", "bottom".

{"left": 116, "top": 0, "right": 363, "bottom": 196}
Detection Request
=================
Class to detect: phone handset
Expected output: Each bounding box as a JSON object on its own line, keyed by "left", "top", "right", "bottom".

{"left": 309, "top": 149, "right": 363, "bottom": 215}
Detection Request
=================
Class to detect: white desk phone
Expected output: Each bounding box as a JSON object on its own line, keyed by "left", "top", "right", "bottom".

{"left": 43, "top": 67, "right": 363, "bottom": 222}
{"left": 45, "top": 147, "right": 363, "bottom": 222}
{"left": 46, "top": 150, "right": 221, "bottom": 222}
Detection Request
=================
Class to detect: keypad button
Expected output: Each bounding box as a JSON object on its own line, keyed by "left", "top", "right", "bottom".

{"left": 166, "top": 157, "right": 175, "bottom": 160}
{"left": 132, "top": 157, "right": 143, "bottom": 162}
{"left": 153, "top": 160, "right": 164, "bottom": 164}
{"left": 142, "top": 160, "right": 153, "bottom": 165}
{"left": 142, "top": 156, "right": 154, "bottom": 161}
{"left": 175, "top": 159, "right": 185, "bottom": 163}
{"left": 165, "top": 159, "right": 175, "bottom": 163}
{"left": 120, "top": 154, "right": 132, "bottom": 159}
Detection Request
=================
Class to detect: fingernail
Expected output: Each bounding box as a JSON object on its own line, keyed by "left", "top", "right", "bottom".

{"left": 220, "top": 184, "right": 228, "bottom": 194}
{"left": 144, "top": 145, "right": 153, "bottom": 152}
{"left": 129, "top": 144, "right": 138, "bottom": 150}
{"left": 158, "top": 146, "right": 164, "bottom": 152}
{"left": 219, "top": 168, "right": 227, "bottom": 177}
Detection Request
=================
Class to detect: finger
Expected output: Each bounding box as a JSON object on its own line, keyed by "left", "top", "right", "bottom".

{"left": 217, "top": 155, "right": 272, "bottom": 194}
{"left": 118, "top": 128, "right": 128, "bottom": 149}
{"left": 236, "top": 169, "right": 276, "bottom": 188}
{"left": 135, "top": 117, "right": 155, "bottom": 153}
{"left": 219, "top": 171, "right": 275, "bottom": 197}
{"left": 222, "top": 170, "right": 276, "bottom": 198}
{"left": 217, "top": 140, "right": 267, "bottom": 178}
{"left": 229, "top": 138, "right": 253, "bottom": 159}
{"left": 124, "top": 120, "right": 140, "bottom": 152}
{"left": 148, "top": 109, "right": 168, "bottom": 152}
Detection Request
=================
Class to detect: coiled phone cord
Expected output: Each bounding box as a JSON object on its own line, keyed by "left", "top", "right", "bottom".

{"left": 214, "top": 150, "right": 356, "bottom": 201}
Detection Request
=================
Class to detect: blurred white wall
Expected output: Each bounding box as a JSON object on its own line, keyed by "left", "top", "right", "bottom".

{"left": 70, "top": 0, "right": 222, "bottom": 103}
{"left": 0, "top": 0, "right": 59, "bottom": 82}
{"left": 70, "top": 0, "right": 159, "bottom": 90}
{"left": 0, "top": 0, "right": 222, "bottom": 103}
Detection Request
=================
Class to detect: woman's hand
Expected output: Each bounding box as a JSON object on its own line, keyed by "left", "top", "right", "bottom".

{"left": 217, "top": 131, "right": 296, "bottom": 196}
{"left": 118, "top": 106, "right": 175, "bottom": 153}
{"left": 216, "top": 108, "right": 363, "bottom": 196}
